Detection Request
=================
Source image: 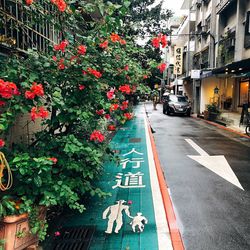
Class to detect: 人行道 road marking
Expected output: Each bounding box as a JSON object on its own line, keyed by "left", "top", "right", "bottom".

{"left": 185, "top": 138, "right": 244, "bottom": 190}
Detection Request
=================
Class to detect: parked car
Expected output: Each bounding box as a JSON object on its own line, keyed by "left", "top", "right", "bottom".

{"left": 162, "top": 94, "right": 191, "bottom": 116}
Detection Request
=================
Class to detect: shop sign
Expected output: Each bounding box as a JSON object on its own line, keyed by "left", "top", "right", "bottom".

{"left": 173, "top": 46, "right": 183, "bottom": 75}
{"left": 191, "top": 70, "right": 201, "bottom": 79}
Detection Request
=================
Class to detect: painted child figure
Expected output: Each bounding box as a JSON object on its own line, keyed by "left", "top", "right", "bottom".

{"left": 130, "top": 212, "right": 148, "bottom": 233}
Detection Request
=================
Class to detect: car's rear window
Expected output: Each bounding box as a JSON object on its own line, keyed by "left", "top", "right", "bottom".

{"left": 169, "top": 95, "right": 186, "bottom": 102}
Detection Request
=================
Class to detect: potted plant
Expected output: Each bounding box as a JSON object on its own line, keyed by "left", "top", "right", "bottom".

{"left": 206, "top": 103, "right": 220, "bottom": 121}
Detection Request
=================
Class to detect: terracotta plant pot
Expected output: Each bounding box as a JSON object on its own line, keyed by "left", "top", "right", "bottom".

{"left": 0, "top": 213, "right": 38, "bottom": 250}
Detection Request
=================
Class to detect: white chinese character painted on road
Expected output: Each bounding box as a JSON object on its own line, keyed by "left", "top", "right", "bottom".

{"left": 112, "top": 172, "right": 146, "bottom": 189}
{"left": 122, "top": 148, "right": 143, "bottom": 157}
{"left": 120, "top": 158, "right": 144, "bottom": 169}
{"left": 130, "top": 212, "right": 148, "bottom": 233}
{"left": 102, "top": 200, "right": 133, "bottom": 234}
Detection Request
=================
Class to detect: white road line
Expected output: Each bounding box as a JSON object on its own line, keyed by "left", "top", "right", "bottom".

{"left": 185, "top": 138, "right": 209, "bottom": 156}
{"left": 144, "top": 115, "right": 173, "bottom": 250}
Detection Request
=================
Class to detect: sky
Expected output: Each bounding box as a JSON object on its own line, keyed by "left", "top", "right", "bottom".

{"left": 162, "top": 0, "right": 188, "bottom": 17}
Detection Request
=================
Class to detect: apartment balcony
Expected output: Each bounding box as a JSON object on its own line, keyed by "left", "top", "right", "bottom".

{"left": 217, "top": 35, "right": 235, "bottom": 68}
{"left": 216, "top": 0, "right": 236, "bottom": 14}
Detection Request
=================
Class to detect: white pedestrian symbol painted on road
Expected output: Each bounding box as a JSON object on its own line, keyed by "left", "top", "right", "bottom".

{"left": 102, "top": 200, "right": 133, "bottom": 234}
{"left": 130, "top": 212, "right": 148, "bottom": 233}
{"left": 185, "top": 138, "right": 244, "bottom": 190}
{"left": 112, "top": 172, "right": 146, "bottom": 189}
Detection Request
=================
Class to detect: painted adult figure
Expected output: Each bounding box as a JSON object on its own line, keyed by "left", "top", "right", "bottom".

{"left": 102, "top": 200, "right": 132, "bottom": 234}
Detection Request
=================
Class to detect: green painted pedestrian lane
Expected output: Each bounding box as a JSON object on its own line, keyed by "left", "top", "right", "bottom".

{"left": 46, "top": 104, "right": 172, "bottom": 250}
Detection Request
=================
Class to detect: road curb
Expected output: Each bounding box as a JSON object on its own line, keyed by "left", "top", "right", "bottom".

{"left": 147, "top": 122, "right": 185, "bottom": 250}
{"left": 191, "top": 116, "right": 250, "bottom": 139}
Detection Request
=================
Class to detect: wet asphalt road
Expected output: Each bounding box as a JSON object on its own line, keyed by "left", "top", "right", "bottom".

{"left": 145, "top": 102, "right": 250, "bottom": 250}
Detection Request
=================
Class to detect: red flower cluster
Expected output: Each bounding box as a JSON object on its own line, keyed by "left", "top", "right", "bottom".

{"left": 99, "top": 40, "right": 108, "bottom": 49}
{"left": 151, "top": 34, "right": 168, "bottom": 49}
{"left": 31, "top": 106, "right": 49, "bottom": 121}
{"left": 90, "top": 130, "right": 105, "bottom": 143}
{"left": 143, "top": 75, "right": 148, "bottom": 79}
{"left": 79, "top": 85, "right": 85, "bottom": 91}
{"left": 53, "top": 40, "right": 69, "bottom": 52}
{"left": 58, "top": 58, "right": 65, "bottom": 70}
{"left": 25, "top": 82, "right": 44, "bottom": 99}
{"left": 157, "top": 63, "right": 167, "bottom": 73}
{"left": 0, "top": 139, "right": 5, "bottom": 148}
{"left": 119, "top": 84, "right": 131, "bottom": 94}
{"left": 107, "top": 89, "right": 115, "bottom": 100}
{"left": 96, "top": 109, "right": 104, "bottom": 115}
{"left": 87, "top": 68, "right": 102, "bottom": 78}
{"left": 110, "top": 33, "right": 126, "bottom": 45}
{"left": 51, "top": 0, "right": 67, "bottom": 12}
{"left": 120, "top": 100, "right": 128, "bottom": 110}
{"left": 48, "top": 157, "right": 58, "bottom": 164}
{"left": 124, "top": 112, "right": 133, "bottom": 120}
{"left": 0, "top": 79, "right": 20, "bottom": 99}
{"left": 110, "top": 104, "right": 119, "bottom": 112}
{"left": 77, "top": 45, "right": 87, "bottom": 55}
{"left": 26, "top": 0, "right": 33, "bottom": 5}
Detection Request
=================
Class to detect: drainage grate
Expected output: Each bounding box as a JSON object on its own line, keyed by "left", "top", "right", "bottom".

{"left": 53, "top": 226, "right": 95, "bottom": 250}
{"left": 129, "top": 138, "right": 141, "bottom": 143}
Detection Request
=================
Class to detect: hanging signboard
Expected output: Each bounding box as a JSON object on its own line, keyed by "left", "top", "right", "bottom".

{"left": 191, "top": 70, "right": 201, "bottom": 79}
{"left": 173, "top": 46, "right": 183, "bottom": 75}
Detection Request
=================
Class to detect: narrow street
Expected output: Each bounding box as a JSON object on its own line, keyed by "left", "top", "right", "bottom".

{"left": 146, "top": 102, "right": 250, "bottom": 250}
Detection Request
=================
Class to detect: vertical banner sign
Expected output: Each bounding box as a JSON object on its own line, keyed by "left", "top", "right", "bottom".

{"left": 173, "top": 46, "right": 183, "bottom": 75}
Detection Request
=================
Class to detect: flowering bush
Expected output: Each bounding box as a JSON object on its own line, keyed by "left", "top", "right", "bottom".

{"left": 0, "top": 0, "right": 151, "bottom": 241}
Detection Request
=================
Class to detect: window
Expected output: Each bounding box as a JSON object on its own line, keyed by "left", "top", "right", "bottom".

{"left": 239, "top": 81, "right": 250, "bottom": 106}
{"left": 244, "top": 11, "right": 250, "bottom": 48}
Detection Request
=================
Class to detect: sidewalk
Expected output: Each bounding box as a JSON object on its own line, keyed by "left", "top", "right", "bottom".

{"left": 43, "top": 104, "right": 183, "bottom": 250}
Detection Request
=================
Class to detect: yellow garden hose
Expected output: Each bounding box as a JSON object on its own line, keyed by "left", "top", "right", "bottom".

{"left": 0, "top": 152, "right": 13, "bottom": 191}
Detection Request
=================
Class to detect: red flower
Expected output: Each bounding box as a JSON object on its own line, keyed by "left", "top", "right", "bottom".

{"left": 70, "top": 56, "right": 78, "bottom": 61}
{"left": 58, "top": 59, "right": 65, "bottom": 70}
{"left": 107, "top": 89, "right": 115, "bottom": 100}
{"left": 151, "top": 37, "right": 161, "bottom": 48}
{"left": 26, "top": 0, "right": 33, "bottom": 5}
{"left": 49, "top": 157, "right": 58, "bottom": 164}
{"left": 52, "top": 0, "right": 67, "bottom": 12}
{"left": 120, "top": 39, "right": 126, "bottom": 45}
{"left": 0, "top": 79, "right": 20, "bottom": 99}
{"left": 52, "top": 56, "right": 57, "bottom": 61}
{"left": 110, "top": 33, "right": 121, "bottom": 42}
{"left": 161, "top": 34, "right": 168, "bottom": 48}
{"left": 96, "top": 109, "right": 104, "bottom": 115}
{"left": 120, "top": 100, "right": 128, "bottom": 110}
{"left": 53, "top": 40, "right": 68, "bottom": 52}
{"left": 119, "top": 84, "right": 131, "bottom": 94}
{"left": 157, "top": 63, "right": 167, "bottom": 73}
{"left": 99, "top": 40, "right": 109, "bottom": 49}
{"left": 110, "top": 104, "right": 119, "bottom": 112}
{"left": 90, "top": 130, "right": 105, "bottom": 143}
{"left": 82, "top": 70, "right": 87, "bottom": 75}
{"left": 107, "top": 125, "right": 116, "bottom": 131}
{"left": 25, "top": 91, "right": 36, "bottom": 99}
{"left": 77, "top": 45, "right": 87, "bottom": 55}
{"left": 143, "top": 75, "right": 148, "bottom": 79}
{"left": 30, "top": 82, "right": 44, "bottom": 96}
{"left": 0, "top": 139, "right": 5, "bottom": 148}
{"left": 124, "top": 112, "right": 133, "bottom": 120}
{"left": 104, "top": 114, "right": 111, "bottom": 119}
{"left": 31, "top": 106, "right": 49, "bottom": 121}
{"left": 124, "top": 65, "right": 129, "bottom": 71}
{"left": 79, "top": 85, "right": 85, "bottom": 91}
{"left": 87, "top": 68, "right": 102, "bottom": 78}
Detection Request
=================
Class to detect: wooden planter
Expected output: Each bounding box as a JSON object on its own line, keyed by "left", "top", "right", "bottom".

{"left": 0, "top": 213, "right": 38, "bottom": 250}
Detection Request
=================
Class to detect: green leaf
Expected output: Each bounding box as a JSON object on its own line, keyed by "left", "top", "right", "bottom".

{"left": 34, "top": 176, "right": 42, "bottom": 187}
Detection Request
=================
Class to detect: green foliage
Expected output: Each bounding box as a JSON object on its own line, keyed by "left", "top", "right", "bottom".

{"left": 206, "top": 103, "right": 220, "bottom": 114}
{"left": 0, "top": 0, "right": 152, "bottom": 242}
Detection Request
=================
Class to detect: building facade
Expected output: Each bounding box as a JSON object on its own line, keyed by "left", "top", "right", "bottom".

{"left": 172, "top": 0, "right": 250, "bottom": 121}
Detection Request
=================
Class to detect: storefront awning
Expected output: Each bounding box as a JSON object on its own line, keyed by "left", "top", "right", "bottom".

{"left": 212, "top": 58, "right": 250, "bottom": 75}
{"left": 232, "top": 72, "right": 250, "bottom": 78}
